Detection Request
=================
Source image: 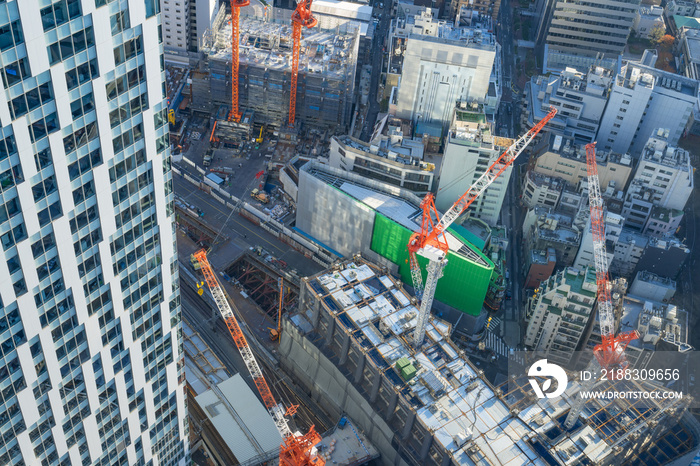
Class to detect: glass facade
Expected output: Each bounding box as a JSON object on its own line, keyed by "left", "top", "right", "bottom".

{"left": 0, "top": 1, "right": 187, "bottom": 465}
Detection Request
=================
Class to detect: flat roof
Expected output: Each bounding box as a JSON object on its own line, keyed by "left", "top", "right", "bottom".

{"left": 195, "top": 375, "right": 283, "bottom": 464}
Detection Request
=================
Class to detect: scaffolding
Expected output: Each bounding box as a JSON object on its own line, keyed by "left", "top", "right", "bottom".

{"left": 197, "top": 16, "right": 359, "bottom": 130}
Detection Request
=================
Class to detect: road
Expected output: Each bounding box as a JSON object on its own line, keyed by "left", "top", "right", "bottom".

{"left": 495, "top": 0, "right": 519, "bottom": 139}
{"left": 360, "top": 0, "right": 392, "bottom": 141}
{"left": 173, "top": 173, "right": 323, "bottom": 277}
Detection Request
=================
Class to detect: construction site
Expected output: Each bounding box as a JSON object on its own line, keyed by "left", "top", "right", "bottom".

{"left": 192, "top": 6, "right": 360, "bottom": 132}
{"left": 278, "top": 256, "right": 700, "bottom": 465}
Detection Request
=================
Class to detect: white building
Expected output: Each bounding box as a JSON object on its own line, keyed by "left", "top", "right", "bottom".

{"left": 161, "top": 0, "right": 218, "bottom": 56}
{"left": 524, "top": 267, "right": 597, "bottom": 366}
{"left": 328, "top": 120, "right": 436, "bottom": 195}
{"left": 436, "top": 103, "right": 509, "bottom": 225}
{"left": 621, "top": 129, "right": 694, "bottom": 232}
{"left": 389, "top": 8, "right": 499, "bottom": 129}
{"left": 597, "top": 57, "right": 700, "bottom": 156}
{"left": 0, "top": 2, "right": 187, "bottom": 465}
{"left": 633, "top": 6, "right": 665, "bottom": 39}
{"left": 523, "top": 67, "right": 613, "bottom": 144}
{"left": 664, "top": 0, "right": 700, "bottom": 18}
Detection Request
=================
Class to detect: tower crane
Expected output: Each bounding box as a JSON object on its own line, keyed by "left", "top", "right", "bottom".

{"left": 230, "top": 0, "right": 250, "bottom": 122}
{"left": 193, "top": 250, "right": 325, "bottom": 465}
{"left": 407, "top": 107, "right": 558, "bottom": 348}
{"left": 563, "top": 143, "right": 639, "bottom": 429}
{"left": 289, "top": 0, "right": 317, "bottom": 126}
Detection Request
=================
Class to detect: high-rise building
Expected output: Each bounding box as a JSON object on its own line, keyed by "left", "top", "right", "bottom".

{"left": 541, "top": 0, "right": 640, "bottom": 72}
{"left": 388, "top": 8, "right": 500, "bottom": 129}
{"left": 0, "top": 2, "right": 187, "bottom": 465}
{"left": 436, "top": 103, "right": 510, "bottom": 225}
{"left": 524, "top": 267, "right": 597, "bottom": 366}
{"left": 161, "top": 0, "right": 218, "bottom": 56}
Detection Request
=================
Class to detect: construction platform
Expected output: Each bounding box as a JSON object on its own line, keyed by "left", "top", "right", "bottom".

{"left": 277, "top": 256, "right": 699, "bottom": 466}
{"left": 194, "top": 9, "right": 359, "bottom": 130}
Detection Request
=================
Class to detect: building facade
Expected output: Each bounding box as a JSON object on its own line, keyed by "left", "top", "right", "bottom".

{"left": 523, "top": 67, "right": 613, "bottom": 144}
{"left": 389, "top": 8, "right": 499, "bottom": 129}
{"left": 161, "top": 0, "right": 218, "bottom": 55}
{"left": 678, "top": 27, "right": 700, "bottom": 80}
{"left": 524, "top": 267, "right": 597, "bottom": 366}
{"left": 632, "top": 6, "right": 665, "bottom": 39}
{"left": 621, "top": 130, "right": 694, "bottom": 232}
{"left": 435, "top": 104, "right": 510, "bottom": 225}
{"left": 597, "top": 59, "right": 700, "bottom": 156}
{"left": 0, "top": 1, "right": 187, "bottom": 465}
{"left": 542, "top": 0, "right": 640, "bottom": 72}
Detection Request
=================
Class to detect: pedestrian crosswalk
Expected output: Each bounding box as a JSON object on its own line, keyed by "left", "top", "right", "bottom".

{"left": 483, "top": 316, "right": 513, "bottom": 360}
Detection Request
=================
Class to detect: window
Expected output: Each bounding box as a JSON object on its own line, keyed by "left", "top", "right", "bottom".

{"left": 29, "top": 113, "right": 59, "bottom": 143}
{"left": 65, "top": 58, "right": 99, "bottom": 91}
{"left": 0, "top": 20, "right": 24, "bottom": 52}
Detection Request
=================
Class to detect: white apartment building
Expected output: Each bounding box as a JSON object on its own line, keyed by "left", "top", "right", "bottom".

{"left": 573, "top": 212, "right": 622, "bottom": 270}
{"left": 524, "top": 267, "right": 597, "bottom": 366}
{"left": 436, "top": 103, "right": 509, "bottom": 224}
{"left": 161, "top": 0, "right": 218, "bottom": 55}
{"left": 621, "top": 129, "right": 694, "bottom": 232}
{"left": 597, "top": 58, "right": 700, "bottom": 156}
{"left": 0, "top": 1, "right": 187, "bottom": 465}
{"left": 664, "top": 0, "right": 700, "bottom": 18}
{"left": 389, "top": 8, "right": 499, "bottom": 129}
{"left": 524, "top": 67, "right": 613, "bottom": 144}
{"left": 633, "top": 6, "right": 665, "bottom": 39}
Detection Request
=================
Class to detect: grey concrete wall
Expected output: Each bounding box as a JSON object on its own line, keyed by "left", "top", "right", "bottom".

{"left": 297, "top": 168, "right": 376, "bottom": 257}
{"left": 279, "top": 319, "right": 409, "bottom": 466}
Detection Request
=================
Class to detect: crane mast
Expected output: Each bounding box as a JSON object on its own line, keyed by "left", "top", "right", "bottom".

{"left": 563, "top": 143, "right": 639, "bottom": 429}
{"left": 229, "top": 0, "right": 250, "bottom": 122}
{"left": 192, "top": 250, "right": 324, "bottom": 465}
{"left": 408, "top": 107, "right": 558, "bottom": 347}
{"left": 289, "top": 0, "right": 317, "bottom": 126}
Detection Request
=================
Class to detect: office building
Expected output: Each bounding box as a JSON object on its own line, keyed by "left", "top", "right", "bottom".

{"left": 0, "top": 1, "right": 188, "bottom": 465}
{"left": 161, "top": 0, "right": 218, "bottom": 57}
{"left": 435, "top": 103, "right": 510, "bottom": 225}
{"left": 388, "top": 8, "right": 499, "bottom": 129}
{"left": 621, "top": 130, "right": 693, "bottom": 233}
{"left": 629, "top": 271, "right": 676, "bottom": 303}
{"left": 523, "top": 67, "right": 613, "bottom": 144}
{"left": 664, "top": 0, "right": 700, "bottom": 17}
{"left": 447, "top": 0, "right": 501, "bottom": 22}
{"left": 531, "top": 133, "right": 633, "bottom": 193}
{"left": 524, "top": 248, "right": 557, "bottom": 289}
{"left": 328, "top": 117, "right": 436, "bottom": 195}
{"left": 524, "top": 267, "right": 597, "bottom": 366}
{"left": 573, "top": 212, "right": 622, "bottom": 270}
{"left": 522, "top": 207, "right": 581, "bottom": 268}
{"left": 542, "top": 0, "right": 640, "bottom": 72}
{"left": 597, "top": 58, "right": 700, "bottom": 156}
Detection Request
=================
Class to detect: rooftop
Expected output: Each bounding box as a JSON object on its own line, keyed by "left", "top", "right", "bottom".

{"left": 620, "top": 59, "right": 700, "bottom": 97}
{"left": 294, "top": 258, "right": 689, "bottom": 464}
{"left": 531, "top": 248, "right": 557, "bottom": 265}
{"left": 392, "top": 7, "right": 496, "bottom": 49}
{"left": 336, "top": 134, "right": 431, "bottom": 169}
{"left": 544, "top": 133, "right": 632, "bottom": 166}
{"left": 641, "top": 129, "right": 693, "bottom": 170}
{"left": 620, "top": 296, "right": 691, "bottom": 351}
{"left": 204, "top": 16, "right": 358, "bottom": 79}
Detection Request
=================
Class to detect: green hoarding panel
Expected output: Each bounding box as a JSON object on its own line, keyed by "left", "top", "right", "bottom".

{"left": 370, "top": 213, "right": 494, "bottom": 316}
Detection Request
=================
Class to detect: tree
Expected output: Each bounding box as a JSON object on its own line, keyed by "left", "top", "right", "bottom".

{"left": 658, "top": 34, "right": 675, "bottom": 49}
{"left": 648, "top": 24, "right": 666, "bottom": 44}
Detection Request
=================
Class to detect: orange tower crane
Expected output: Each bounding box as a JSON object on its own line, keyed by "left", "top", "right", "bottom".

{"left": 289, "top": 0, "right": 317, "bottom": 126}
{"left": 563, "top": 143, "right": 639, "bottom": 428}
{"left": 407, "top": 107, "right": 558, "bottom": 348}
{"left": 193, "top": 250, "right": 325, "bottom": 465}
{"left": 230, "top": 0, "right": 250, "bottom": 122}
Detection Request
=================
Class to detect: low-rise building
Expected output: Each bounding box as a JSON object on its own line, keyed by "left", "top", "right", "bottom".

{"left": 436, "top": 103, "right": 510, "bottom": 225}
{"left": 523, "top": 207, "right": 581, "bottom": 268}
{"left": 621, "top": 129, "right": 693, "bottom": 232}
{"left": 678, "top": 27, "right": 700, "bottom": 80}
{"left": 633, "top": 6, "right": 665, "bottom": 39}
{"left": 635, "top": 236, "right": 690, "bottom": 280}
{"left": 573, "top": 211, "right": 622, "bottom": 270}
{"left": 610, "top": 229, "right": 649, "bottom": 278}
{"left": 524, "top": 267, "right": 597, "bottom": 366}
{"left": 328, "top": 125, "right": 436, "bottom": 195}
{"left": 531, "top": 133, "right": 633, "bottom": 193}
{"left": 664, "top": 0, "right": 700, "bottom": 18}
{"left": 523, "top": 67, "right": 613, "bottom": 144}
{"left": 525, "top": 248, "right": 557, "bottom": 289}
{"left": 629, "top": 271, "right": 677, "bottom": 303}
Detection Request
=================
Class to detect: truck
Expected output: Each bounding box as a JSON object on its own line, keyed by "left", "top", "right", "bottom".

{"left": 250, "top": 188, "right": 269, "bottom": 204}
{"left": 203, "top": 148, "right": 213, "bottom": 166}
